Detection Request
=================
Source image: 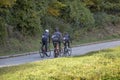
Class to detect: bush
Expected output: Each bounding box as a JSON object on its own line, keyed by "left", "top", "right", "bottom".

{"left": 41, "top": 16, "right": 73, "bottom": 34}
{"left": 110, "top": 15, "right": 120, "bottom": 25}
{"left": 94, "top": 12, "right": 120, "bottom": 27}
{"left": 69, "top": 1, "right": 95, "bottom": 28}
{"left": 0, "top": 17, "right": 7, "bottom": 45}
{"left": 11, "top": 0, "right": 42, "bottom": 36}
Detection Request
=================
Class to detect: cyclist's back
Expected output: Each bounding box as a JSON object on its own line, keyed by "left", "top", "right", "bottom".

{"left": 52, "top": 32, "right": 61, "bottom": 42}
{"left": 41, "top": 29, "right": 50, "bottom": 54}
{"left": 42, "top": 32, "right": 48, "bottom": 42}
{"left": 52, "top": 28, "right": 62, "bottom": 49}
{"left": 63, "top": 33, "right": 70, "bottom": 41}
{"left": 63, "top": 32, "right": 71, "bottom": 48}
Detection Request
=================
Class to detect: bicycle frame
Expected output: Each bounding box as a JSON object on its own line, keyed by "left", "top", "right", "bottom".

{"left": 39, "top": 42, "right": 51, "bottom": 58}
{"left": 42, "top": 46, "right": 46, "bottom": 53}
{"left": 54, "top": 42, "right": 60, "bottom": 57}
{"left": 63, "top": 41, "right": 71, "bottom": 56}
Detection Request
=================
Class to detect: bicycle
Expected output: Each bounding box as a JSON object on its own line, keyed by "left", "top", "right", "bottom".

{"left": 53, "top": 42, "right": 63, "bottom": 58}
{"left": 39, "top": 42, "right": 51, "bottom": 58}
{"left": 63, "top": 41, "right": 72, "bottom": 57}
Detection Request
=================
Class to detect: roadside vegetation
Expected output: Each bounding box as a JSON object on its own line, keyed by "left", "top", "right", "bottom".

{"left": 0, "top": 46, "right": 120, "bottom": 80}
{"left": 1, "top": 0, "right": 120, "bottom": 55}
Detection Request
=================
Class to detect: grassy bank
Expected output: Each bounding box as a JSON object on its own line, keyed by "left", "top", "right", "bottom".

{"left": 0, "top": 34, "right": 120, "bottom": 56}
{"left": 0, "top": 47, "right": 120, "bottom": 80}
{"left": 0, "top": 37, "right": 40, "bottom": 56}
{"left": 0, "top": 25, "right": 120, "bottom": 56}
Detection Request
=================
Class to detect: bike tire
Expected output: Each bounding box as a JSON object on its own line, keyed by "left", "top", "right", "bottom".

{"left": 67, "top": 47, "right": 72, "bottom": 56}
{"left": 39, "top": 46, "right": 44, "bottom": 58}
{"left": 54, "top": 49, "right": 59, "bottom": 58}
{"left": 45, "top": 43, "right": 51, "bottom": 57}
{"left": 63, "top": 48, "right": 68, "bottom": 57}
{"left": 63, "top": 47, "right": 72, "bottom": 57}
{"left": 46, "top": 48, "right": 51, "bottom": 57}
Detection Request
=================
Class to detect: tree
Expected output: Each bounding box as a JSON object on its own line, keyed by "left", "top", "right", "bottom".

{"left": 69, "top": 0, "right": 95, "bottom": 28}
{"left": 0, "top": 17, "right": 7, "bottom": 45}
{"left": 0, "top": 0, "right": 16, "bottom": 8}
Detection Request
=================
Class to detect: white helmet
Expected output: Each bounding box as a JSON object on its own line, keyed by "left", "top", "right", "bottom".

{"left": 45, "top": 29, "right": 49, "bottom": 33}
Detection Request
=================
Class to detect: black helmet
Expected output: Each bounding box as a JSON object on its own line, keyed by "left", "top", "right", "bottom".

{"left": 64, "top": 32, "right": 68, "bottom": 35}
{"left": 55, "top": 27, "right": 59, "bottom": 32}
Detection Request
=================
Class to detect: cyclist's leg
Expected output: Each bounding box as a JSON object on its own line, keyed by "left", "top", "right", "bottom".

{"left": 53, "top": 41, "right": 58, "bottom": 57}
{"left": 66, "top": 41, "right": 69, "bottom": 48}
{"left": 52, "top": 41, "right": 56, "bottom": 53}
{"left": 45, "top": 41, "right": 48, "bottom": 52}
{"left": 68, "top": 40, "right": 70, "bottom": 48}
{"left": 41, "top": 41, "right": 45, "bottom": 51}
{"left": 59, "top": 41, "right": 61, "bottom": 51}
{"left": 63, "top": 41, "right": 66, "bottom": 50}
{"left": 65, "top": 41, "right": 68, "bottom": 48}
{"left": 53, "top": 41, "right": 56, "bottom": 49}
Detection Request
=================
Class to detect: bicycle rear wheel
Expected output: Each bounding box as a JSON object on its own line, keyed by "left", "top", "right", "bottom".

{"left": 67, "top": 47, "right": 72, "bottom": 56}
{"left": 39, "top": 46, "right": 44, "bottom": 58}
{"left": 54, "top": 49, "right": 59, "bottom": 58}
{"left": 46, "top": 46, "right": 51, "bottom": 57}
{"left": 59, "top": 48, "right": 63, "bottom": 57}
{"left": 63, "top": 47, "right": 68, "bottom": 57}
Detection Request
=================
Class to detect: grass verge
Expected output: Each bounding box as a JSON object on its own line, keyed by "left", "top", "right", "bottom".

{"left": 0, "top": 37, "right": 40, "bottom": 56}
{"left": 0, "top": 47, "right": 120, "bottom": 80}
{"left": 1, "top": 34, "right": 120, "bottom": 57}
{"left": 1, "top": 27, "right": 120, "bottom": 57}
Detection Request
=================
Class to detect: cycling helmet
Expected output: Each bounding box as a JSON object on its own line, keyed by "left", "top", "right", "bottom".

{"left": 45, "top": 29, "right": 49, "bottom": 33}
{"left": 55, "top": 27, "right": 59, "bottom": 31}
{"left": 64, "top": 32, "right": 68, "bottom": 35}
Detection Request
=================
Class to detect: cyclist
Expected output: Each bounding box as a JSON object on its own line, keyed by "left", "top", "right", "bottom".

{"left": 63, "top": 32, "right": 71, "bottom": 49}
{"left": 41, "top": 29, "right": 50, "bottom": 56}
{"left": 51, "top": 28, "right": 62, "bottom": 53}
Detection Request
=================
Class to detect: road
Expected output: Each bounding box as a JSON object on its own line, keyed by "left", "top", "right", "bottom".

{"left": 0, "top": 40, "right": 120, "bottom": 68}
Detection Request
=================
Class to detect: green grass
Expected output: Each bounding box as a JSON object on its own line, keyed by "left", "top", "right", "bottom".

{"left": 0, "top": 37, "right": 40, "bottom": 56}
{"left": 0, "top": 31, "right": 120, "bottom": 56}
{"left": 72, "top": 34, "right": 120, "bottom": 46}
{"left": 0, "top": 36, "right": 120, "bottom": 57}
{"left": 0, "top": 47, "right": 120, "bottom": 80}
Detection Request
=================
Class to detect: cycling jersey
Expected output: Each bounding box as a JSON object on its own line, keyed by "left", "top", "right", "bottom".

{"left": 52, "top": 31, "right": 62, "bottom": 42}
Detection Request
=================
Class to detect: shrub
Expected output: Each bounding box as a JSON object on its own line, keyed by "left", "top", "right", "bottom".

{"left": 94, "top": 12, "right": 120, "bottom": 27}
{"left": 69, "top": 1, "right": 95, "bottom": 28}
{"left": 0, "top": 17, "right": 7, "bottom": 45}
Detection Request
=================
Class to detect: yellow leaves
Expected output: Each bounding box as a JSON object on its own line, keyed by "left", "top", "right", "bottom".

{"left": 83, "top": 0, "right": 95, "bottom": 6}
{"left": 53, "top": 1, "right": 66, "bottom": 9}
{"left": 48, "top": 7, "right": 60, "bottom": 17}
{"left": 0, "top": 0, "right": 16, "bottom": 8}
{"left": 47, "top": 1, "right": 66, "bottom": 17}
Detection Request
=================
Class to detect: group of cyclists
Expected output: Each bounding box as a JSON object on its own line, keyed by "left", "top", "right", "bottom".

{"left": 41, "top": 27, "right": 71, "bottom": 57}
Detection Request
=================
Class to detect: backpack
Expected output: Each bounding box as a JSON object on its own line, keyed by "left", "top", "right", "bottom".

{"left": 63, "top": 34, "right": 69, "bottom": 41}
{"left": 52, "top": 32, "right": 60, "bottom": 41}
{"left": 42, "top": 33, "right": 48, "bottom": 41}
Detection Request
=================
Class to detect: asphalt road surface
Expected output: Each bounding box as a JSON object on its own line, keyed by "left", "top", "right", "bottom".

{"left": 0, "top": 40, "right": 120, "bottom": 68}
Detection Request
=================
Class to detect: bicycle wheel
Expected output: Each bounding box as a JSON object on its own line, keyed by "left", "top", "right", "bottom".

{"left": 59, "top": 48, "right": 63, "bottom": 57}
{"left": 54, "top": 49, "right": 59, "bottom": 58}
{"left": 67, "top": 47, "right": 72, "bottom": 56}
{"left": 39, "top": 46, "right": 44, "bottom": 58}
{"left": 46, "top": 45, "right": 51, "bottom": 57}
{"left": 63, "top": 47, "right": 68, "bottom": 57}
